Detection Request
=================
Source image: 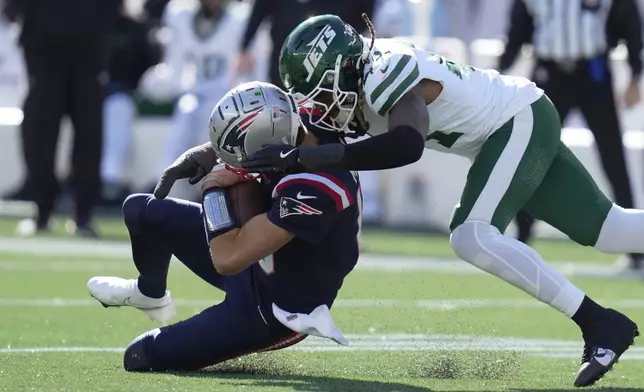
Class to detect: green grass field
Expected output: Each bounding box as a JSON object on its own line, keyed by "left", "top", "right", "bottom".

{"left": 0, "top": 216, "right": 643, "bottom": 391}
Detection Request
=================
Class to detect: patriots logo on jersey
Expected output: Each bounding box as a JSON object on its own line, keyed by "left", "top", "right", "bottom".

{"left": 279, "top": 197, "right": 323, "bottom": 218}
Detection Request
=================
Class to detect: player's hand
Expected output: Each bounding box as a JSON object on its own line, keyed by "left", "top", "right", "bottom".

{"left": 624, "top": 82, "right": 641, "bottom": 108}
{"left": 154, "top": 142, "right": 219, "bottom": 199}
{"left": 201, "top": 164, "right": 246, "bottom": 192}
{"left": 241, "top": 144, "right": 303, "bottom": 173}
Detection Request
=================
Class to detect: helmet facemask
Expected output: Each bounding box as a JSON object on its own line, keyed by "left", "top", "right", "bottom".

{"left": 295, "top": 54, "right": 360, "bottom": 132}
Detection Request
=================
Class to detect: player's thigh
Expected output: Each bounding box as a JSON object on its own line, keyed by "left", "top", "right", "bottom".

{"left": 138, "top": 273, "right": 303, "bottom": 371}
{"left": 450, "top": 96, "right": 561, "bottom": 233}
{"left": 524, "top": 143, "right": 612, "bottom": 246}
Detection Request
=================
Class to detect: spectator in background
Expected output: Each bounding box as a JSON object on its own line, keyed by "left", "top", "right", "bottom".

{"left": 3, "top": 0, "right": 118, "bottom": 237}
{"left": 140, "top": 0, "right": 264, "bottom": 201}
{"left": 235, "top": 0, "right": 375, "bottom": 88}
{"left": 143, "top": 0, "right": 171, "bottom": 29}
{"left": 372, "top": 0, "right": 414, "bottom": 39}
{"left": 0, "top": 1, "right": 25, "bottom": 109}
{"left": 101, "top": 0, "right": 162, "bottom": 208}
{"left": 430, "top": 0, "right": 511, "bottom": 61}
{"left": 499, "top": 0, "right": 643, "bottom": 270}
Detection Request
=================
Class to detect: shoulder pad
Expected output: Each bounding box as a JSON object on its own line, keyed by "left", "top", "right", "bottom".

{"left": 364, "top": 39, "right": 421, "bottom": 116}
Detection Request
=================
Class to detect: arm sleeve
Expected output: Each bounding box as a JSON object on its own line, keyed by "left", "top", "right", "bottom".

{"left": 297, "top": 125, "right": 425, "bottom": 171}
{"left": 498, "top": 0, "right": 534, "bottom": 72}
{"left": 607, "top": 0, "right": 642, "bottom": 80}
{"left": 266, "top": 176, "right": 349, "bottom": 244}
{"left": 241, "top": 0, "right": 270, "bottom": 51}
{"left": 366, "top": 53, "right": 421, "bottom": 116}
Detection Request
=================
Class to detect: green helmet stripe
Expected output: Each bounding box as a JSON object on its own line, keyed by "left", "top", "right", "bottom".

{"left": 369, "top": 55, "right": 412, "bottom": 106}
{"left": 377, "top": 63, "right": 420, "bottom": 116}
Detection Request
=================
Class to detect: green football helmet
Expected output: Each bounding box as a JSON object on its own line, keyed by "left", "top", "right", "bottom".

{"left": 279, "top": 14, "right": 365, "bottom": 132}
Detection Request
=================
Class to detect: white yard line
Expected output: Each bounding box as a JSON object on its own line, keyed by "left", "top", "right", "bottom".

{"left": 0, "top": 256, "right": 636, "bottom": 279}
{"left": 2, "top": 334, "right": 644, "bottom": 359}
{"left": 0, "top": 235, "right": 637, "bottom": 278}
{"left": 0, "top": 237, "right": 131, "bottom": 257}
{"left": 4, "top": 297, "right": 644, "bottom": 310}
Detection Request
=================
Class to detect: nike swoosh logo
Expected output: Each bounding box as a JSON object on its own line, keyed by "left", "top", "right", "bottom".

{"left": 280, "top": 149, "right": 297, "bottom": 159}
{"left": 380, "top": 62, "right": 390, "bottom": 74}
{"left": 296, "top": 192, "right": 317, "bottom": 200}
{"left": 122, "top": 296, "right": 133, "bottom": 306}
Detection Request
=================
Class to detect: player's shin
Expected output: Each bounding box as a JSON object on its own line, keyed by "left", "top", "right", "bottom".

{"left": 594, "top": 204, "right": 644, "bottom": 253}
{"left": 122, "top": 194, "right": 173, "bottom": 298}
{"left": 450, "top": 222, "right": 586, "bottom": 317}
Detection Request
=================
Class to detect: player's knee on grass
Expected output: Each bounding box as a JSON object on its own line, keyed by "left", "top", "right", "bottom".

{"left": 123, "top": 328, "right": 160, "bottom": 372}
{"left": 122, "top": 193, "right": 150, "bottom": 233}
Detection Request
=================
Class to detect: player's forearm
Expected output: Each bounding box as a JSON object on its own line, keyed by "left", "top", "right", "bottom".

{"left": 209, "top": 229, "right": 249, "bottom": 276}
{"left": 209, "top": 214, "right": 294, "bottom": 276}
{"left": 298, "top": 125, "right": 425, "bottom": 171}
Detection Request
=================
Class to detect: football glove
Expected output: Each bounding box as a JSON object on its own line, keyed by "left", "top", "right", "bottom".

{"left": 241, "top": 143, "right": 347, "bottom": 173}
{"left": 240, "top": 144, "right": 304, "bottom": 173}
{"left": 153, "top": 142, "right": 218, "bottom": 199}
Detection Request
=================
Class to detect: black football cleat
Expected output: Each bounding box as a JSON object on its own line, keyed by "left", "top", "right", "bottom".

{"left": 574, "top": 308, "right": 639, "bottom": 387}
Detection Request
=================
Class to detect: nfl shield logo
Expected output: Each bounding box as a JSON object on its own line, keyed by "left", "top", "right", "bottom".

{"left": 272, "top": 105, "right": 280, "bottom": 120}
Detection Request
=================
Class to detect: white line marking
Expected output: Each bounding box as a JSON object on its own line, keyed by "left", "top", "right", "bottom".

{"left": 0, "top": 257, "right": 637, "bottom": 280}
{"left": 0, "top": 237, "right": 635, "bottom": 279}
{"left": 2, "top": 334, "right": 644, "bottom": 359}
{"left": 4, "top": 297, "right": 644, "bottom": 310}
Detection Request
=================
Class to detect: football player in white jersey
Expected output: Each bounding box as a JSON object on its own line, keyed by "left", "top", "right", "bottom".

{"left": 236, "top": 15, "right": 644, "bottom": 387}
{"left": 141, "top": 0, "right": 261, "bottom": 196}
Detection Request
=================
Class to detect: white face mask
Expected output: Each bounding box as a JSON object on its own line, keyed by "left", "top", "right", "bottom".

{"left": 295, "top": 56, "right": 359, "bottom": 132}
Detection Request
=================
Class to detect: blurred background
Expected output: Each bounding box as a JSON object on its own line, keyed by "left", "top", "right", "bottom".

{"left": 1, "top": 0, "right": 644, "bottom": 242}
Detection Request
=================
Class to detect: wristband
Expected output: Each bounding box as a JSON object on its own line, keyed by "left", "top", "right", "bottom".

{"left": 202, "top": 188, "right": 239, "bottom": 241}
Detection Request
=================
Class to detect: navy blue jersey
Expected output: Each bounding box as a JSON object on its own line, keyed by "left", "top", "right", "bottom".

{"left": 252, "top": 170, "right": 361, "bottom": 314}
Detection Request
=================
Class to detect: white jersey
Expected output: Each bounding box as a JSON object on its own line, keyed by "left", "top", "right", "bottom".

{"left": 362, "top": 39, "right": 544, "bottom": 158}
{"left": 160, "top": 1, "right": 258, "bottom": 100}
{"left": 0, "top": 22, "right": 26, "bottom": 108}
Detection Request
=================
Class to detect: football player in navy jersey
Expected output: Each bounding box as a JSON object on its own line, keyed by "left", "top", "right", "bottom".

{"left": 87, "top": 82, "right": 361, "bottom": 372}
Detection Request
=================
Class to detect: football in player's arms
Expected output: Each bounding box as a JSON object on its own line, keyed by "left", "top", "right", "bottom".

{"left": 87, "top": 82, "right": 361, "bottom": 371}
{"left": 240, "top": 14, "right": 642, "bottom": 388}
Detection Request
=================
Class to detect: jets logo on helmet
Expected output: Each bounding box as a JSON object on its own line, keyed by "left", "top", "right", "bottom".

{"left": 303, "top": 25, "right": 337, "bottom": 82}
{"left": 279, "top": 15, "right": 367, "bottom": 133}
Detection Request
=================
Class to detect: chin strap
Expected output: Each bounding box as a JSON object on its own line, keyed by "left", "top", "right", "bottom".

{"left": 224, "top": 164, "right": 266, "bottom": 181}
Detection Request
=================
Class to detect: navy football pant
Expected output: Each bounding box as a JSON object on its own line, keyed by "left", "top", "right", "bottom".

{"left": 121, "top": 194, "right": 306, "bottom": 371}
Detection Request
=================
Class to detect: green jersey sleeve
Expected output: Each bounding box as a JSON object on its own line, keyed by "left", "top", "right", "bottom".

{"left": 364, "top": 50, "right": 421, "bottom": 117}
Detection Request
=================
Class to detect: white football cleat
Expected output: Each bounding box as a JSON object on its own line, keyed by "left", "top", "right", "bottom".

{"left": 87, "top": 276, "right": 176, "bottom": 324}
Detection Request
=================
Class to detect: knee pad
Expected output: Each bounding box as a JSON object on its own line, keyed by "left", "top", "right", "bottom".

{"left": 122, "top": 194, "right": 150, "bottom": 233}
{"left": 123, "top": 328, "right": 160, "bottom": 372}
{"left": 450, "top": 221, "right": 500, "bottom": 261}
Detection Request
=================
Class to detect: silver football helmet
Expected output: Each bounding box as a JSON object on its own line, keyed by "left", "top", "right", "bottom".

{"left": 209, "top": 81, "right": 300, "bottom": 168}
